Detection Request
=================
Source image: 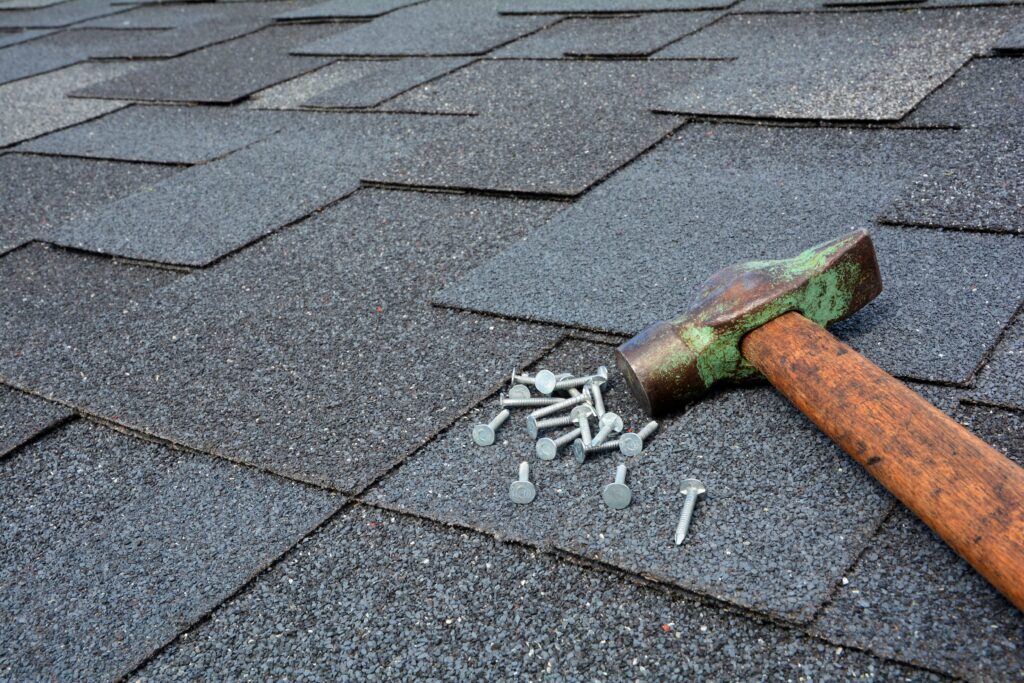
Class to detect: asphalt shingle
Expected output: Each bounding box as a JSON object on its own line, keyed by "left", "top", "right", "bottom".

{"left": 45, "top": 114, "right": 460, "bottom": 265}
{"left": 881, "top": 129, "right": 1024, "bottom": 234}
{"left": 994, "top": 17, "right": 1024, "bottom": 53}
{"left": 0, "top": 385, "right": 71, "bottom": 459}
{"left": 733, "top": 0, "right": 1024, "bottom": 11}
{"left": 0, "top": 154, "right": 177, "bottom": 255}
{"left": 432, "top": 123, "right": 1024, "bottom": 384}
{"left": 490, "top": 12, "right": 722, "bottom": 58}
{"left": 499, "top": 0, "right": 734, "bottom": 12}
{"left": 0, "top": 421, "right": 341, "bottom": 682}
{"left": 292, "top": 0, "right": 553, "bottom": 56}
{"left": 273, "top": 0, "right": 420, "bottom": 20}
{"left": 0, "top": 61, "right": 130, "bottom": 148}
{"left": 249, "top": 57, "right": 473, "bottom": 110}
{"left": 813, "top": 405, "right": 1024, "bottom": 681}
{"left": 17, "top": 104, "right": 290, "bottom": 163}
{"left": 905, "top": 59, "right": 1023, "bottom": 129}
{"left": 0, "top": 243, "right": 181, "bottom": 363}
{"left": 0, "top": 0, "right": 125, "bottom": 28}
{"left": 136, "top": 505, "right": 929, "bottom": 681}
{"left": 0, "top": 27, "right": 53, "bottom": 48}
{"left": 370, "top": 60, "right": 721, "bottom": 195}
{"left": 0, "top": 190, "right": 562, "bottom": 492}
{"left": 0, "top": 27, "right": 187, "bottom": 85}
{"left": 653, "top": 8, "right": 1021, "bottom": 121}
{"left": 969, "top": 314, "right": 1024, "bottom": 411}
{"left": 367, "top": 339, "right": 966, "bottom": 621}
{"left": 71, "top": 24, "right": 339, "bottom": 104}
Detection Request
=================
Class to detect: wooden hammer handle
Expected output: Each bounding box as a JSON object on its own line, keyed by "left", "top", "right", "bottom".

{"left": 741, "top": 311, "right": 1024, "bottom": 611}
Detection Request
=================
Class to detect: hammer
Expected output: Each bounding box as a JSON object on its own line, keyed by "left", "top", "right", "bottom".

{"left": 615, "top": 230, "right": 1024, "bottom": 611}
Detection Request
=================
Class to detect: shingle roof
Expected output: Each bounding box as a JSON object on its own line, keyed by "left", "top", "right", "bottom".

{"left": 0, "top": 1, "right": 1022, "bottom": 680}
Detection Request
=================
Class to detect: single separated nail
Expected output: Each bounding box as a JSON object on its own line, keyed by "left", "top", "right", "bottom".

{"left": 510, "top": 461, "right": 537, "bottom": 504}
{"left": 602, "top": 462, "right": 632, "bottom": 509}
{"left": 675, "top": 479, "right": 706, "bottom": 545}
{"left": 472, "top": 409, "right": 510, "bottom": 446}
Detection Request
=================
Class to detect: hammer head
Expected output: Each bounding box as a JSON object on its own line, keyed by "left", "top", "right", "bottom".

{"left": 615, "top": 230, "right": 882, "bottom": 415}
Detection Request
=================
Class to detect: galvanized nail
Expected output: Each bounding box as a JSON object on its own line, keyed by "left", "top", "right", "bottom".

{"left": 602, "top": 463, "right": 632, "bottom": 509}
{"left": 675, "top": 479, "right": 706, "bottom": 545}
{"left": 619, "top": 420, "right": 659, "bottom": 457}
{"left": 507, "top": 384, "right": 532, "bottom": 400}
{"left": 590, "top": 411, "right": 623, "bottom": 447}
{"left": 572, "top": 438, "right": 621, "bottom": 464}
{"left": 509, "top": 461, "right": 537, "bottom": 505}
{"left": 536, "top": 427, "right": 582, "bottom": 460}
{"left": 527, "top": 387, "right": 591, "bottom": 421}
{"left": 472, "top": 408, "right": 510, "bottom": 447}
{"left": 499, "top": 395, "right": 563, "bottom": 409}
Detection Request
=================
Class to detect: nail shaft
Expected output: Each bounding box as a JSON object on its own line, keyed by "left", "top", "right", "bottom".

{"left": 528, "top": 392, "right": 587, "bottom": 420}
{"left": 500, "top": 395, "right": 564, "bottom": 408}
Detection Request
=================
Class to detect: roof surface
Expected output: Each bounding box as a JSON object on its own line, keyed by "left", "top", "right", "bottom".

{"left": 0, "top": 0, "right": 1022, "bottom": 680}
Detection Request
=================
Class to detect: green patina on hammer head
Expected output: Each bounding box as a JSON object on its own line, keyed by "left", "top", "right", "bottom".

{"left": 615, "top": 230, "right": 882, "bottom": 415}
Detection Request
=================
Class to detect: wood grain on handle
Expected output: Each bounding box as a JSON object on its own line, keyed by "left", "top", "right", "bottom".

{"left": 741, "top": 311, "right": 1024, "bottom": 612}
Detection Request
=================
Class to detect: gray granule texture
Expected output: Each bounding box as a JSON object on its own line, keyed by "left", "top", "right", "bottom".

{"left": 250, "top": 57, "right": 474, "bottom": 110}
{"left": 733, "top": 0, "right": 1024, "bottom": 11}
{"left": 0, "top": 153, "right": 178, "bottom": 255}
{"left": 880, "top": 129, "right": 1024, "bottom": 234}
{"left": 432, "top": 123, "right": 1024, "bottom": 384}
{"left": 904, "top": 58, "right": 1024, "bottom": 129}
{"left": 370, "top": 60, "right": 723, "bottom": 195}
{"left": 969, "top": 314, "right": 1024, "bottom": 410}
{"left": 0, "top": 243, "right": 182, "bottom": 362}
{"left": 274, "top": 0, "right": 419, "bottom": 20}
{"left": 291, "top": 0, "right": 554, "bottom": 56}
{"left": 46, "top": 114, "right": 462, "bottom": 265}
{"left": 0, "top": 28, "right": 54, "bottom": 48}
{"left": 0, "top": 26, "right": 183, "bottom": 85}
{"left": 653, "top": 7, "right": 1022, "bottom": 121}
{"left": 499, "top": 0, "right": 734, "bottom": 12}
{"left": 0, "top": 385, "right": 71, "bottom": 458}
{"left": 381, "top": 57, "right": 719, "bottom": 116}
{"left": 70, "top": 24, "right": 340, "bottom": 104}
{"left": 134, "top": 505, "right": 935, "bottom": 681}
{"left": 489, "top": 12, "right": 722, "bottom": 58}
{"left": 994, "top": 16, "right": 1024, "bottom": 53}
{"left": 0, "top": 421, "right": 342, "bottom": 682}
{"left": 368, "top": 339, "right": 970, "bottom": 621}
{"left": 812, "top": 404, "right": 1023, "bottom": 680}
{"left": 82, "top": 0, "right": 310, "bottom": 28}
{"left": 17, "top": 104, "right": 291, "bottom": 163}
{"left": 0, "top": 61, "right": 134, "bottom": 143}
{"left": 0, "top": 190, "right": 563, "bottom": 493}
{"left": 0, "top": 0, "right": 126, "bottom": 29}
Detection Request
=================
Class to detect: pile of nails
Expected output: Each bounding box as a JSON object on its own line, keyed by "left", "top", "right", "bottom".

{"left": 472, "top": 365, "right": 659, "bottom": 511}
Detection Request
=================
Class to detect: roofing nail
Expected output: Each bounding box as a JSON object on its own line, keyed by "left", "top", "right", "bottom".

{"left": 590, "top": 412, "right": 623, "bottom": 447}
{"left": 533, "top": 369, "right": 560, "bottom": 395}
{"left": 508, "top": 384, "right": 532, "bottom": 400}
{"left": 602, "top": 463, "right": 632, "bottom": 510}
{"left": 578, "top": 411, "right": 593, "bottom": 447}
{"left": 619, "top": 420, "right": 659, "bottom": 457}
{"left": 527, "top": 404, "right": 594, "bottom": 438}
{"left": 472, "top": 408, "right": 510, "bottom": 447}
{"left": 536, "top": 427, "right": 582, "bottom": 461}
{"left": 675, "top": 479, "right": 707, "bottom": 545}
{"left": 527, "top": 387, "right": 591, "bottom": 421}
{"left": 509, "top": 461, "right": 536, "bottom": 505}
{"left": 572, "top": 438, "right": 621, "bottom": 464}
{"left": 499, "top": 395, "right": 564, "bottom": 409}
{"left": 552, "top": 367, "right": 607, "bottom": 392}
{"left": 511, "top": 368, "right": 556, "bottom": 394}
{"left": 589, "top": 374, "right": 607, "bottom": 418}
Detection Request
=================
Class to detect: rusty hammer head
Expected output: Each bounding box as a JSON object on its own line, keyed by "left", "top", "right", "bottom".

{"left": 615, "top": 230, "right": 882, "bottom": 415}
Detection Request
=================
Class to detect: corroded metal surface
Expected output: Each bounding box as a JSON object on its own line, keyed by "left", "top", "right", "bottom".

{"left": 615, "top": 230, "right": 882, "bottom": 414}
